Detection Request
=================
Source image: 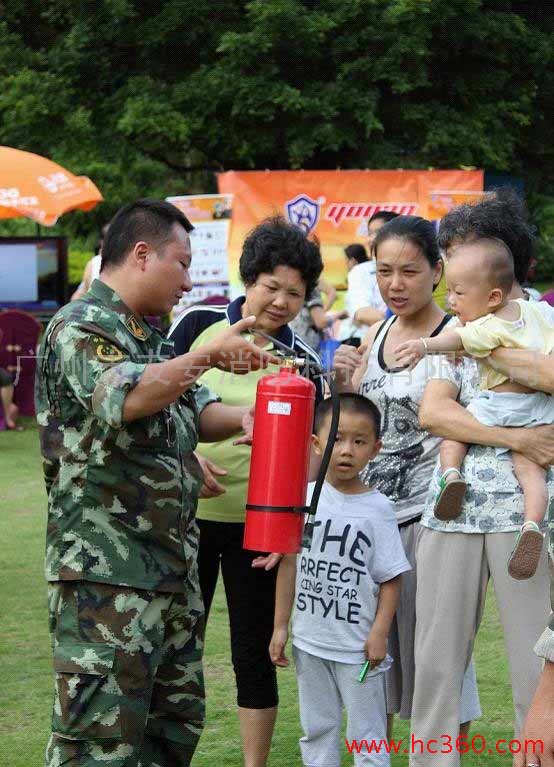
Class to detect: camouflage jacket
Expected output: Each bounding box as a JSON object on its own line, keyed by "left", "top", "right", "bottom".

{"left": 35, "top": 279, "right": 218, "bottom": 593}
{"left": 535, "top": 499, "right": 554, "bottom": 662}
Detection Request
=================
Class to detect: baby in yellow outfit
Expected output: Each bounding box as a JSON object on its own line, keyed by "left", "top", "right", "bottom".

{"left": 395, "top": 238, "right": 554, "bottom": 580}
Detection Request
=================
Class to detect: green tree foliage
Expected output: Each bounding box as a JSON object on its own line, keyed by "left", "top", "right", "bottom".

{"left": 0, "top": 0, "right": 552, "bottom": 250}
{"left": 530, "top": 193, "right": 554, "bottom": 283}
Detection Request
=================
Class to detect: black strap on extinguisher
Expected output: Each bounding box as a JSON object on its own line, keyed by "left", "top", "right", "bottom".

{"left": 251, "top": 330, "right": 341, "bottom": 548}
{"left": 245, "top": 504, "right": 309, "bottom": 514}
{"left": 302, "top": 370, "right": 340, "bottom": 548}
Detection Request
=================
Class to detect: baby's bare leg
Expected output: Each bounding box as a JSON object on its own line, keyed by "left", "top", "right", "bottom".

{"left": 511, "top": 452, "right": 548, "bottom": 526}
{"left": 435, "top": 440, "right": 469, "bottom": 521}
{"left": 507, "top": 452, "right": 546, "bottom": 580}
{"left": 440, "top": 439, "right": 469, "bottom": 476}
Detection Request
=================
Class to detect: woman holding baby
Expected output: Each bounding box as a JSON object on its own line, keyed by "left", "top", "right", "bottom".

{"left": 333, "top": 214, "right": 482, "bottom": 738}
{"left": 334, "top": 192, "right": 553, "bottom": 767}
{"left": 409, "top": 191, "right": 553, "bottom": 767}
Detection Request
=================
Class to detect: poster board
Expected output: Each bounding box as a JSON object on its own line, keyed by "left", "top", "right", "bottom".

{"left": 166, "top": 194, "right": 232, "bottom": 313}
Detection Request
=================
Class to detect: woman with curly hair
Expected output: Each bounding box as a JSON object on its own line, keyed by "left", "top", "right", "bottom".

{"left": 168, "top": 216, "right": 324, "bottom": 767}
{"left": 411, "top": 190, "right": 553, "bottom": 767}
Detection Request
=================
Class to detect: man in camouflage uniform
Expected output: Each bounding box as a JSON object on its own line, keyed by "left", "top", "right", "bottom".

{"left": 36, "top": 199, "right": 275, "bottom": 767}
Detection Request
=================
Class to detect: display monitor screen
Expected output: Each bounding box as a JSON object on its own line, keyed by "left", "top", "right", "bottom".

{"left": 0, "top": 237, "right": 67, "bottom": 310}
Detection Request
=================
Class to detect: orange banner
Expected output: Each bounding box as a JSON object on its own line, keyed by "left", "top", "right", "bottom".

{"left": 217, "top": 169, "right": 483, "bottom": 289}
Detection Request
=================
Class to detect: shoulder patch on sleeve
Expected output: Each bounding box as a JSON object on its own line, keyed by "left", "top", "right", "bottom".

{"left": 91, "top": 337, "right": 126, "bottom": 363}
{"left": 126, "top": 316, "right": 147, "bottom": 340}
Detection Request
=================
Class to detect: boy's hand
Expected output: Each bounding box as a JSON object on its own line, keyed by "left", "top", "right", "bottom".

{"left": 252, "top": 553, "right": 283, "bottom": 570}
{"left": 195, "top": 453, "right": 227, "bottom": 499}
{"left": 332, "top": 343, "right": 364, "bottom": 389}
{"left": 269, "top": 626, "right": 290, "bottom": 667}
{"left": 364, "top": 627, "right": 388, "bottom": 669}
{"left": 233, "top": 405, "right": 255, "bottom": 446}
{"left": 394, "top": 339, "right": 426, "bottom": 369}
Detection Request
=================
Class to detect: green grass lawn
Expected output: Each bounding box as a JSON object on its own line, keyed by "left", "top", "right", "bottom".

{"left": 0, "top": 422, "right": 523, "bottom": 766}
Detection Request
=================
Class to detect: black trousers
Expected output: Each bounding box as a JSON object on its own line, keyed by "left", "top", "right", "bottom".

{"left": 197, "top": 518, "right": 278, "bottom": 709}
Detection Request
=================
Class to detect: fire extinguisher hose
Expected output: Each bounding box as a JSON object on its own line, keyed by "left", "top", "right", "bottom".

{"left": 302, "top": 369, "right": 339, "bottom": 547}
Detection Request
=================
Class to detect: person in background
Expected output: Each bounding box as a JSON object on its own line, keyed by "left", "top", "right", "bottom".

{"left": 168, "top": 216, "right": 324, "bottom": 767}
{"left": 0, "top": 368, "right": 20, "bottom": 429}
{"left": 289, "top": 244, "right": 338, "bottom": 351}
{"left": 345, "top": 243, "right": 368, "bottom": 271}
{"left": 540, "top": 288, "right": 554, "bottom": 307}
{"left": 342, "top": 211, "right": 398, "bottom": 346}
{"left": 318, "top": 276, "right": 337, "bottom": 312}
{"left": 519, "top": 611, "right": 554, "bottom": 766}
{"left": 288, "top": 286, "right": 326, "bottom": 350}
{"left": 70, "top": 224, "right": 109, "bottom": 301}
{"left": 336, "top": 243, "right": 369, "bottom": 346}
{"left": 522, "top": 252, "right": 541, "bottom": 300}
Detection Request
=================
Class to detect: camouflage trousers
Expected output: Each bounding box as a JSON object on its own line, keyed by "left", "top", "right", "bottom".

{"left": 45, "top": 580, "right": 205, "bottom": 767}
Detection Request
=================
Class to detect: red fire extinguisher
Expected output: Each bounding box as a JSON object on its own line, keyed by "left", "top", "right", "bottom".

{"left": 243, "top": 363, "right": 315, "bottom": 554}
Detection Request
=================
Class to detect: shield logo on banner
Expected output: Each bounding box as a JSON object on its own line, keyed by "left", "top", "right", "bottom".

{"left": 285, "top": 194, "right": 321, "bottom": 235}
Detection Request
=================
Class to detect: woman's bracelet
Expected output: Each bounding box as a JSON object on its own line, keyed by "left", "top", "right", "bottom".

{"left": 419, "top": 337, "right": 429, "bottom": 353}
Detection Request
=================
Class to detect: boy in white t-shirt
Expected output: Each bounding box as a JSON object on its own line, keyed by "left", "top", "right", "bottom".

{"left": 270, "top": 394, "right": 411, "bottom": 767}
{"left": 395, "top": 238, "right": 554, "bottom": 580}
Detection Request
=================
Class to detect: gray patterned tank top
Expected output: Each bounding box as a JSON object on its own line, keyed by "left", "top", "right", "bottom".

{"left": 358, "top": 314, "right": 452, "bottom": 524}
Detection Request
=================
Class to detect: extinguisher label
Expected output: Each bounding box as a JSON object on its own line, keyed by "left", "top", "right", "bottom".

{"left": 268, "top": 401, "right": 292, "bottom": 416}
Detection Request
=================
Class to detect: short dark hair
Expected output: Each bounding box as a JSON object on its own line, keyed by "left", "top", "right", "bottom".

{"left": 101, "top": 199, "right": 194, "bottom": 269}
{"left": 314, "top": 393, "right": 381, "bottom": 440}
{"left": 239, "top": 216, "right": 323, "bottom": 295}
{"left": 344, "top": 243, "right": 368, "bottom": 264}
{"left": 368, "top": 210, "right": 400, "bottom": 228}
{"left": 450, "top": 237, "right": 515, "bottom": 295}
{"left": 438, "top": 188, "right": 534, "bottom": 285}
{"left": 373, "top": 215, "right": 442, "bottom": 268}
{"left": 96, "top": 223, "right": 110, "bottom": 255}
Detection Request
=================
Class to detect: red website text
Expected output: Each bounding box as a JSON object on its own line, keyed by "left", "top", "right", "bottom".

{"left": 345, "top": 734, "right": 544, "bottom": 757}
